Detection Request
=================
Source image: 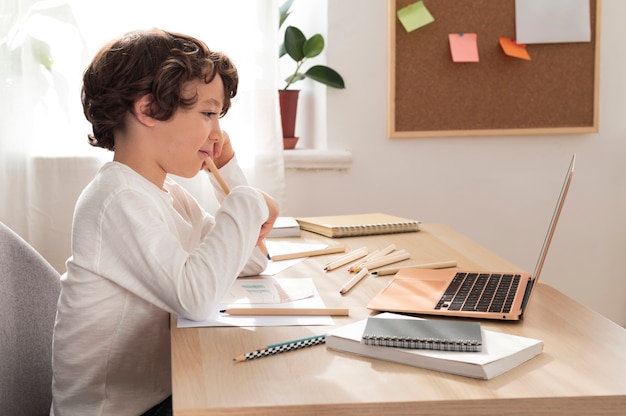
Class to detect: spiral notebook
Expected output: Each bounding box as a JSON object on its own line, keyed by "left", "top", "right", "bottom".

{"left": 326, "top": 313, "right": 543, "bottom": 380}
{"left": 362, "top": 317, "right": 482, "bottom": 352}
{"left": 295, "top": 213, "right": 420, "bottom": 238}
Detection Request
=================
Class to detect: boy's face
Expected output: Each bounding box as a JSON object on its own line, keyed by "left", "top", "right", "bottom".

{"left": 153, "top": 75, "right": 225, "bottom": 178}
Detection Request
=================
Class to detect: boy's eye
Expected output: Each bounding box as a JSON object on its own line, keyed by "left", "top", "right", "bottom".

{"left": 203, "top": 112, "right": 217, "bottom": 118}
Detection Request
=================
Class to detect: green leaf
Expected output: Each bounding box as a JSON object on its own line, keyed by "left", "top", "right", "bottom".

{"left": 305, "top": 65, "right": 345, "bottom": 89}
{"left": 285, "top": 72, "right": 306, "bottom": 84}
{"left": 279, "top": 0, "right": 295, "bottom": 28}
{"left": 303, "top": 34, "right": 324, "bottom": 58}
{"left": 30, "top": 36, "right": 53, "bottom": 70}
{"left": 284, "top": 26, "right": 305, "bottom": 62}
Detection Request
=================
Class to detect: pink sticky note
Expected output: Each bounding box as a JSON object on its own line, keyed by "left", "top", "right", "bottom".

{"left": 448, "top": 33, "right": 479, "bottom": 63}
{"left": 499, "top": 37, "right": 531, "bottom": 61}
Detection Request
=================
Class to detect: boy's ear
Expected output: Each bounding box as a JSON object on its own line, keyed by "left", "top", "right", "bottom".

{"left": 133, "top": 94, "right": 157, "bottom": 127}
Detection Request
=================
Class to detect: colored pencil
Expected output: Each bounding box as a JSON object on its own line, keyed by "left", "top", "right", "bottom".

{"left": 270, "top": 245, "right": 346, "bottom": 262}
{"left": 371, "top": 260, "right": 458, "bottom": 276}
{"left": 220, "top": 307, "right": 349, "bottom": 316}
{"left": 324, "top": 246, "right": 368, "bottom": 271}
{"left": 352, "top": 250, "right": 410, "bottom": 273}
{"left": 347, "top": 244, "right": 396, "bottom": 272}
{"left": 339, "top": 267, "right": 370, "bottom": 295}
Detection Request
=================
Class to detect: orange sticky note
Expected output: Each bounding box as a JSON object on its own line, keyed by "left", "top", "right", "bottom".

{"left": 499, "top": 37, "right": 531, "bottom": 61}
{"left": 448, "top": 33, "right": 479, "bottom": 62}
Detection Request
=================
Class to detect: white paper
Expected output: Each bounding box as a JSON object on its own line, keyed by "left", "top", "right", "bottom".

{"left": 515, "top": 0, "right": 591, "bottom": 44}
{"left": 177, "top": 278, "right": 334, "bottom": 328}
{"left": 260, "top": 257, "right": 305, "bottom": 276}
{"left": 260, "top": 239, "right": 329, "bottom": 276}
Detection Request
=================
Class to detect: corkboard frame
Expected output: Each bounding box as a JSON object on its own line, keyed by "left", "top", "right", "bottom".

{"left": 387, "top": 0, "right": 601, "bottom": 138}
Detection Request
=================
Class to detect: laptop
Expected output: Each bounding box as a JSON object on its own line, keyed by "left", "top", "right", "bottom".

{"left": 367, "top": 154, "right": 575, "bottom": 321}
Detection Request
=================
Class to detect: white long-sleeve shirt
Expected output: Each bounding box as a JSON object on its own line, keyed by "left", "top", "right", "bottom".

{"left": 51, "top": 157, "right": 268, "bottom": 415}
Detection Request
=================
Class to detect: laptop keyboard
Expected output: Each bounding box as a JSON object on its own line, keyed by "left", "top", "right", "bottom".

{"left": 435, "top": 272, "right": 521, "bottom": 313}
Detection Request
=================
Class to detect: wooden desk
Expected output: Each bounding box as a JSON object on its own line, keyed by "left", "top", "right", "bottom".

{"left": 170, "top": 224, "right": 626, "bottom": 415}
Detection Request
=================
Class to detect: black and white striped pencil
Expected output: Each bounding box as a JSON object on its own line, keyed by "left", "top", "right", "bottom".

{"left": 233, "top": 334, "right": 326, "bottom": 362}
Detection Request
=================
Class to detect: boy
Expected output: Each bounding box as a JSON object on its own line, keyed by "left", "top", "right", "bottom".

{"left": 51, "top": 29, "right": 279, "bottom": 415}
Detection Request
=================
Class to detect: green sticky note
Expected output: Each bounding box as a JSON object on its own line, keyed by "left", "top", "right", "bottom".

{"left": 397, "top": 1, "right": 435, "bottom": 33}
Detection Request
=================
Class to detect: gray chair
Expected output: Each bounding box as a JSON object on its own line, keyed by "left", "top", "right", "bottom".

{"left": 0, "top": 222, "right": 61, "bottom": 415}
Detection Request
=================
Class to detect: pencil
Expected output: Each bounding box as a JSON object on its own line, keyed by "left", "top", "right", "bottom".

{"left": 204, "top": 157, "right": 270, "bottom": 260}
{"left": 347, "top": 244, "right": 396, "bottom": 272}
{"left": 347, "top": 248, "right": 380, "bottom": 272}
{"left": 270, "top": 245, "right": 346, "bottom": 262}
{"left": 371, "top": 260, "right": 458, "bottom": 276}
{"left": 339, "top": 267, "right": 369, "bottom": 295}
{"left": 233, "top": 334, "right": 326, "bottom": 362}
{"left": 220, "top": 307, "right": 349, "bottom": 316}
{"left": 324, "top": 246, "right": 368, "bottom": 271}
{"left": 352, "top": 250, "right": 410, "bottom": 272}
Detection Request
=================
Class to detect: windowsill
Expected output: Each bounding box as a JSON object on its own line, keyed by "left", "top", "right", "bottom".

{"left": 282, "top": 149, "right": 352, "bottom": 171}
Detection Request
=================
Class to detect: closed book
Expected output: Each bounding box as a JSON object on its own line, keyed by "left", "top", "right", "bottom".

{"left": 326, "top": 313, "right": 543, "bottom": 380}
{"left": 267, "top": 217, "right": 301, "bottom": 238}
{"left": 362, "top": 317, "right": 482, "bottom": 352}
{"left": 295, "top": 213, "right": 420, "bottom": 238}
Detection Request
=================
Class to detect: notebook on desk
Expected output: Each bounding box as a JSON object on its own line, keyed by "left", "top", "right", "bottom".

{"left": 367, "top": 154, "right": 575, "bottom": 321}
{"left": 296, "top": 213, "right": 420, "bottom": 238}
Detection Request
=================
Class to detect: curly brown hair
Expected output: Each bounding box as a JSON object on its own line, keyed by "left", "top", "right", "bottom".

{"left": 81, "top": 28, "right": 239, "bottom": 151}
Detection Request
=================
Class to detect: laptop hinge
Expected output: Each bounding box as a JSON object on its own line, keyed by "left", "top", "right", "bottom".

{"left": 520, "top": 277, "right": 535, "bottom": 315}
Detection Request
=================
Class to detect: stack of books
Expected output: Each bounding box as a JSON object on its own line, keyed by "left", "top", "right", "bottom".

{"left": 326, "top": 313, "right": 543, "bottom": 380}
{"left": 267, "top": 217, "right": 301, "bottom": 238}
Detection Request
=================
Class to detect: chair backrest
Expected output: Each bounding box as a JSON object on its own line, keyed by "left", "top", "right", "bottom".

{"left": 0, "top": 222, "right": 61, "bottom": 415}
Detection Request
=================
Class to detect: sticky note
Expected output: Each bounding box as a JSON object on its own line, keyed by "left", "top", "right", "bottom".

{"left": 397, "top": 1, "right": 435, "bottom": 33}
{"left": 448, "top": 33, "right": 479, "bottom": 63}
{"left": 499, "top": 38, "right": 531, "bottom": 61}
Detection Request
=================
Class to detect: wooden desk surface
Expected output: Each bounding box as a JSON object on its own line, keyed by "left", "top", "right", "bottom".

{"left": 170, "top": 224, "right": 626, "bottom": 415}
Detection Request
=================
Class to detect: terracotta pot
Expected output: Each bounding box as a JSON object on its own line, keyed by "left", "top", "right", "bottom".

{"left": 278, "top": 89, "right": 300, "bottom": 138}
{"left": 282, "top": 137, "right": 299, "bottom": 150}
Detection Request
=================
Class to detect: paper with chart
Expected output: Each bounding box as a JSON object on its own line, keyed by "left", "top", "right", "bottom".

{"left": 221, "top": 277, "right": 314, "bottom": 304}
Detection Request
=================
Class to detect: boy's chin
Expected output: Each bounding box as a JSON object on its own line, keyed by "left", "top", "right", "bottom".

{"left": 170, "top": 169, "right": 204, "bottom": 179}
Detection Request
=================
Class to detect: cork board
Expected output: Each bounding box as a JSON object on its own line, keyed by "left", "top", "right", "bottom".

{"left": 388, "top": 0, "right": 601, "bottom": 138}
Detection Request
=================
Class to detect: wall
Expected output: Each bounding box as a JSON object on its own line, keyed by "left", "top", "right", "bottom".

{"left": 284, "top": 0, "right": 626, "bottom": 326}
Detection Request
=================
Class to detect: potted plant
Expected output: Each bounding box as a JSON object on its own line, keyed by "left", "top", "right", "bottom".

{"left": 279, "top": 0, "right": 345, "bottom": 149}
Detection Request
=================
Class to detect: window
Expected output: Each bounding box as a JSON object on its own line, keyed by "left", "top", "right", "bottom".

{"left": 3, "top": 0, "right": 280, "bottom": 167}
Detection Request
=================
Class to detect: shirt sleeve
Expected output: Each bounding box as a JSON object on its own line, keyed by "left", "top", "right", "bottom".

{"left": 204, "top": 155, "right": 269, "bottom": 276}
{"left": 89, "top": 183, "right": 269, "bottom": 321}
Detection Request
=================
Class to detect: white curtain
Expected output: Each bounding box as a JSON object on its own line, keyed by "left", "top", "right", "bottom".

{"left": 0, "top": 0, "right": 285, "bottom": 272}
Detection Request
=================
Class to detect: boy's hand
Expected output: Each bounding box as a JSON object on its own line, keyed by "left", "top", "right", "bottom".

{"left": 212, "top": 130, "right": 235, "bottom": 168}
{"left": 257, "top": 191, "right": 279, "bottom": 245}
